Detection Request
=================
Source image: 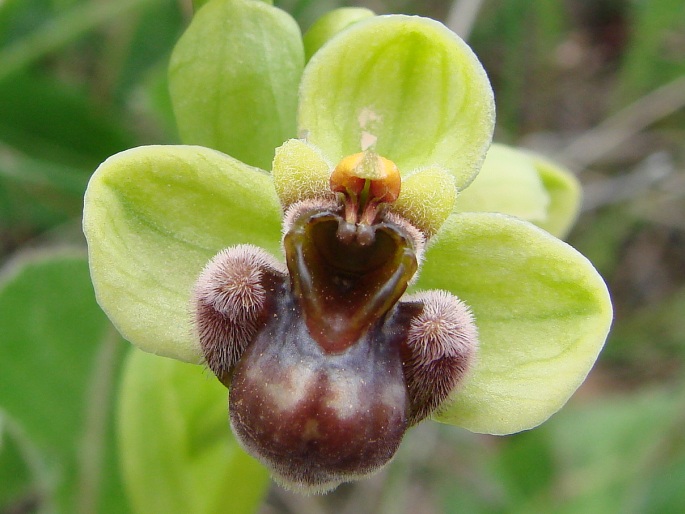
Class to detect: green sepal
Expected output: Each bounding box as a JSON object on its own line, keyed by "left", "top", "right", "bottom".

{"left": 415, "top": 212, "right": 612, "bottom": 435}
{"left": 118, "top": 349, "right": 270, "bottom": 514}
{"left": 456, "top": 144, "right": 582, "bottom": 238}
{"left": 170, "top": 0, "right": 304, "bottom": 170}
{"left": 83, "top": 145, "right": 282, "bottom": 363}
{"left": 298, "top": 15, "right": 495, "bottom": 189}
{"left": 303, "top": 7, "right": 375, "bottom": 62}
{"left": 530, "top": 152, "right": 581, "bottom": 239}
{"left": 455, "top": 143, "right": 550, "bottom": 222}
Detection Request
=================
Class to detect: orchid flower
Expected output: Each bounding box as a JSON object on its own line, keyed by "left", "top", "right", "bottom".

{"left": 83, "top": 0, "right": 612, "bottom": 493}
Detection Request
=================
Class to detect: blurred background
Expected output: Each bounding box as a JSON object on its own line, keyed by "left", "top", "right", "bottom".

{"left": 1, "top": 0, "right": 684, "bottom": 513}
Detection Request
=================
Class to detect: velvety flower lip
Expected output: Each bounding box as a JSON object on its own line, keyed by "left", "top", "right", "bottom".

{"left": 191, "top": 147, "right": 484, "bottom": 491}
{"left": 83, "top": 0, "right": 612, "bottom": 494}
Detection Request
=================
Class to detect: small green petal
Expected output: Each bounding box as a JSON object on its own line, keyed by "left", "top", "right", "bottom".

{"left": 390, "top": 166, "right": 457, "bottom": 237}
{"left": 298, "top": 15, "right": 494, "bottom": 188}
{"left": 83, "top": 145, "right": 282, "bottom": 363}
{"left": 530, "top": 153, "right": 582, "bottom": 239}
{"left": 169, "top": 0, "right": 304, "bottom": 170}
{"left": 303, "top": 7, "right": 375, "bottom": 62}
{"left": 455, "top": 143, "right": 550, "bottom": 222}
{"left": 415, "top": 213, "right": 612, "bottom": 435}
{"left": 272, "top": 138, "right": 332, "bottom": 208}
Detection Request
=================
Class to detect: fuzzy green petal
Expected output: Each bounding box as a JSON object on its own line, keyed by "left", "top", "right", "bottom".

{"left": 530, "top": 153, "right": 582, "bottom": 239}
{"left": 455, "top": 143, "right": 550, "bottom": 222}
{"left": 169, "top": 0, "right": 304, "bottom": 170}
{"left": 298, "top": 15, "right": 495, "bottom": 188}
{"left": 415, "top": 213, "right": 612, "bottom": 434}
{"left": 272, "top": 138, "right": 332, "bottom": 208}
{"left": 303, "top": 7, "right": 375, "bottom": 61}
{"left": 390, "top": 166, "right": 457, "bottom": 237}
{"left": 83, "top": 145, "right": 282, "bottom": 363}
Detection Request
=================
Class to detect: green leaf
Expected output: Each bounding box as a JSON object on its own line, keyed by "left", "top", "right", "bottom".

{"left": 302, "top": 7, "right": 375, "bottom": 62}
{"left": 607, "top": 283, "right": 685, "bottom": 368}
{"left": 617, "top": 0, "right": 685, "bottom": 104}
{"left": 415, "top": 212, "right": 612, "bottom": 434}
{"left": 118, "top": 349, "right": 270, "bottom": 514}
{"left": 194, "top": 0, "right": 273, "bottom": 9}
{"left": 0, "top": 0, "right": 54, "bottom": 48}
{"left": 455, "top": 143, "right": 550, "bottom": 223}
{"left": 0, "top": 412, "right": 36, "bottom": 510}
{"left": 0, "top": 251, "right": 129, "bottom": 514}
{"left": 83, "top": 145, "right": 282, "bottom": 362}
{"left": 544, "top": 389, "right": 685, "bottom": 514}
{"left": 0, "top": 145, "right": 88, "bottom": 196}
{"left": 492, "top": 429, "right": 555, "bottom": 506}
{"left": 192, "top": 0, "right": 211, "bottom": 11}
{"left": 106, "top": 2, "right": 185, "bottom": 106}
{"left": 468, "top": 1, "right": 566, "bottom": 136}
{"left": 169, "top": 0, "right": 304, "bottom": 170}
{"left": 0, "top": 72, "right": 135, "bottom": 168}
{"left": 0, "top": 0, "right": 160, "bottom": 83}
{"left": 0, "top": 144, "right": 89, "bottom": 232}
{"left": 298, "top": 15, "right": 495, "bottom": 188}
{"left": 0, "top": 252, "right": 104, "bottom": 456}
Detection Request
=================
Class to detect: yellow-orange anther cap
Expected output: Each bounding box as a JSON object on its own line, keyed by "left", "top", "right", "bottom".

{"left": 330, "top": 151, "right": 401, "bottom": 203}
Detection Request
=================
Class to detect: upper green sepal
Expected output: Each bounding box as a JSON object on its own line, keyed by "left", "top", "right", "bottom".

{"left": 303, "top": 7, "right": 375, "bottom": 61}
{"left": 298, "top": 15, "right": 495, "bottom": 190}
{"left": 415, "top": 212, "right": 612, "bottom": 434}
{"left": 169, "top": 0, "right": 304, "bottom": 170}
{"left": 83, "top": 145, "right": 282, "bottom": 363}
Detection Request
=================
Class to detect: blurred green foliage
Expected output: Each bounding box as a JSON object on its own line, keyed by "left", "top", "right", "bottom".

{"left": 1, "top": 0, "right": 684, "bottom": 513}
{"left": 0, "top": 253, "right": 127, "bottom": 513}
{"left": 618, "top": 0, "right": 685, "bottom": 104}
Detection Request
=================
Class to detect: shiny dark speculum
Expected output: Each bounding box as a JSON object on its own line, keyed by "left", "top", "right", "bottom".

{"left": 284, "top": 210, "right": 418, "bottom": 354}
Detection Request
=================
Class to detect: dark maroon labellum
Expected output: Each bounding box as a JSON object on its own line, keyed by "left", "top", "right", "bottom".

{"left": 193, "top": 202, "right": 477, "bottom": 492}
{"left": 229, "top": 208, "right": 416, "bottom": 491}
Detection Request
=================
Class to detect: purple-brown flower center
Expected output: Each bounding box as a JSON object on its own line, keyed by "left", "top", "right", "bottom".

{"left": 193, "top": 152, "right": 478, "bottom": 492}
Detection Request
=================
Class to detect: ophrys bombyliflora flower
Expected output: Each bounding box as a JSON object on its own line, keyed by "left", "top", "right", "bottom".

{"left": 83, "top": 1, "right": 612, "bottom": 493}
